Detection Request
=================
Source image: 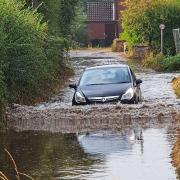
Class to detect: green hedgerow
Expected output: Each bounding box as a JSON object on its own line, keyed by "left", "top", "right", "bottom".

{"left": 143, "top": 53, "right": 180, "bottom": 72}
{"left": 121, "top": 0, "right": 180, "bottom": 55}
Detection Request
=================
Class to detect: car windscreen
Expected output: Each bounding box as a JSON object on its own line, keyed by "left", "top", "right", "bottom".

{"left": 79, "top": 67, "right": 131, "bottom": 86}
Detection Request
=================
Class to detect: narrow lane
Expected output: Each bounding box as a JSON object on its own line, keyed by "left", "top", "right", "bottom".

{"left": 5, "top": 49, "right": 180, "bottom": 180}
{"left": 36, "top": 49, "right": 179, "bottom": 109}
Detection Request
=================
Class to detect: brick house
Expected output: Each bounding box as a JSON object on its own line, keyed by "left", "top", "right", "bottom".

{"left": 86, "top": 0, "right": 122, "bottom": 47}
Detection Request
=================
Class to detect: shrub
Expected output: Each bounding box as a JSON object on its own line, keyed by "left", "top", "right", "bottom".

{"left": 121, "top": 0, "right": 180, "bottom": 55}
{"left": 0, "top": 0, "right": 70, "bottom": 108}
{"left": 26, "top": 0, "right": 87, "bottom": 46}
{"left": 143, "top": 53, "right": 180, "bottom": 72}
{"left": 0, "top": 0, "right": 51, "bottom": 104}
{"left": 142, "top": 53, "right": 165, "bottom": 71}
{"left": 162, "top": 55, "right": 180, "bottom": 71}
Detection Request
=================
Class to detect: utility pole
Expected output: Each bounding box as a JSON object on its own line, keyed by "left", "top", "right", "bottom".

{"left": 159, "top": 24, "right": 165, "bottom": 54}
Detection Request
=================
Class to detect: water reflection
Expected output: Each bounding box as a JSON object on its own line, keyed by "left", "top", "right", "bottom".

{"left": 77, "top": 128, "right": 143, "bottom": 155}
{"left": 0, "top": 128, "right": 177, "bottom": 180}
{"left": 0, "top": 131, "right": 101, "bottom": 180}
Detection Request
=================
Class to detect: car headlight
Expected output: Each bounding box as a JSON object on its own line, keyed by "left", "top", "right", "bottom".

{"left": 75, "top": 92, "right": 86, "bottom": 103}
{"left": 121, "top": 88, "right": 134, "bottom": 100}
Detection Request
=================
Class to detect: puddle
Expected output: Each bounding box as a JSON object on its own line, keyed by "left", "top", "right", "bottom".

{"left": 0, "top": 128, "right": 178, "bottom": 180}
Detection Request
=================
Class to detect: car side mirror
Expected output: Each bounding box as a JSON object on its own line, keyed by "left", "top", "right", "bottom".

{"left": 136, "top": 79, "right": 143, "bottom": 85}
{"left": 69, "top": 84, "right": 77, "bottom": 89}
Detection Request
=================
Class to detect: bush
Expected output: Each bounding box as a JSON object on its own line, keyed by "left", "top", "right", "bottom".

{"left": 26, "top": 0, "right": 87, "bottom": 46}
{"left": 0, "top": 0, "right": 71, "bottom": 109}
{"left": 0, "top": 0, "right": 51, "bottom": 104}
{"left": 162, "top": 55, "right": 180, "bottom": 71}
{"left": 121, "top": 0, "right": 180, "bottom": 55}
{"left": 143, "top": 53, "right": 180, "bottom": 72}
{"left": 142, "top": 53, "right": 165, "bottom": 71}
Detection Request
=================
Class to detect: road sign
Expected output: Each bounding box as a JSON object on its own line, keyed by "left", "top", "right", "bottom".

{"left": 159, "top": 24, "right": 165, "bottom": 30}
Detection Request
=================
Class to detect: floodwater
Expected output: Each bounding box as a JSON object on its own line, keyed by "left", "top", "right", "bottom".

{"left": 2, "top": 49, "right": 180, "bottom": 179}
{"left": 36, "top": 50, "right": 180, "bottom": 109}
{"left": 0, "top": 128, "right": 178, "bottom": 180}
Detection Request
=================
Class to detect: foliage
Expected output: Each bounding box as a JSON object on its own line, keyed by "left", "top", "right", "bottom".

{"left": 0, "top": 29, "right": 7, "bottom": 118}
{"left": 70, "top": 1, "right": 88, "bottom": 47}
{"left": 0, "top": 0, "right": 50, "bottom": 104}
{"left": 172, "top": 77, "right": 180, "bottom": 97}
{"left": 27, "top": 0, "right": 87, "bottom": 46}
{"left": 142, "top": 53, "right": 165, "bottom": 71}
{"left": 143, "top": 53, "right": 180, "bottom": 72}
{"left": 0, "top": 0, "right": 73, "bottom": 120}
{"left": 162, "top": 55, "right": 180, "bottom": 71}
{"left": 0, "top": 0, "right": 85, "bottom": 126}
{"left": 32, "top": 0, "right": 80, "bottom": 35}
{"left": 120, "top": 0, "right": 180, "bottom": 55}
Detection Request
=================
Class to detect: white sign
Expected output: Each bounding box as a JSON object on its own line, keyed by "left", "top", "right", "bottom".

{"left": 159, "top": 24, "right": 165, "bottom": 30}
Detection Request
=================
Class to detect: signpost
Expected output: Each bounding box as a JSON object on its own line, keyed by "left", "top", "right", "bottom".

{"left": 159, "top": 24, "right": 165, "bottom": 54}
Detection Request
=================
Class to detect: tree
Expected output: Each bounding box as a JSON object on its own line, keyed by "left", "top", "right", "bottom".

{"left": 120, "top": 0, "right": 180, "bottom": 54}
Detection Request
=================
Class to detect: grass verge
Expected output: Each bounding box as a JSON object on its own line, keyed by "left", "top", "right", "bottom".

{"left": 172, "top": 133, "right": 180, "bottom": 178}
{"left": 172, "top": 77, "right": 180, "bottom": 98}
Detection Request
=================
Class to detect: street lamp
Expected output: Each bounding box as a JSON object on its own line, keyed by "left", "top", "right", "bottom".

{"left": 159, "top": 24, "right": 165, "bottom": 54}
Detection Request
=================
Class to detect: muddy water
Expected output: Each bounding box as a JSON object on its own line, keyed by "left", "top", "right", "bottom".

{"left": 35, "top": 50, "right": 180, "bottom": 109}
{"left": 3, "top": 50, "right": 180, "bottom": 179}
{"left": 0, "top": 128, "right": 178, "bottom": 180}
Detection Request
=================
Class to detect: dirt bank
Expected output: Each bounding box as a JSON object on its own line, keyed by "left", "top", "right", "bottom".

{"left": 172, "top": 132, "right": 180, "bottom": 178}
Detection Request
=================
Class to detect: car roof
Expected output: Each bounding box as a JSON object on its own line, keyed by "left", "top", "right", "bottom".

{"left": 85, "top": 64, "right": 129, "bottom": 71}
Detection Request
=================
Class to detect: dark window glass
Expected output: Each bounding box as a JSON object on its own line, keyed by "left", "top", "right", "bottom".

{"left": 80, "top": 67, "right": 131, "bottom": 86}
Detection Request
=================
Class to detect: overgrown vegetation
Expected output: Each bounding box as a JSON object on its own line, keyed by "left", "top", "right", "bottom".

{"left": 172, "top": 133, "right": 180, "bottom": 178}
{"left": 26, "top": 0, "right": 88, "bottom": 46}
{"left": 0, "top": 149, "right": 34, "bottom": 180}
{"left": 121, "top": 0, "right": 180, "bottom": 72}
{"left": 0, "top": 0, "right": 82, "bottom": 125}
{"left": 120, "top": 0, "right": 180, "bottom": 55}
{"left": 172, "top": 77, "right": 180, "bottom": 98}
{"left": 142, "top": 54, "right": 180, "bottom": 72}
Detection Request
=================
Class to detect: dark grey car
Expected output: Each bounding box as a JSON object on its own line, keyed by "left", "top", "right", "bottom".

{"left": 69, "top": 64, "right": 142, "bottom": 105}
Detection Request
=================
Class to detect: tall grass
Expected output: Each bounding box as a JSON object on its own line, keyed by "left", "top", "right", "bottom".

{"left": 0, "top": 149, "right": 34, "bottom": 180}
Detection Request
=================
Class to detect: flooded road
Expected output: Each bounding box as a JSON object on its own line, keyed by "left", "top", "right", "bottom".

{"left": 0, "top": 128, "right": 178, "bottom": 180}
{"left": 35, "top": 50, "right": 180, "bottom": 109}
{"left": 2, "top": 49, "right": 180, "bottom": 179}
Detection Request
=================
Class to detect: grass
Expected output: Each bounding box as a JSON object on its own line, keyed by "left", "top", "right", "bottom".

{"left": 172, "top": 77, "right": 180, "bottom": 98}
{"left": 172, "top": 133, "right": 180, "bottom": 178}
{"left": 0, "top": 149, "right": 34, "bottom": 180}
